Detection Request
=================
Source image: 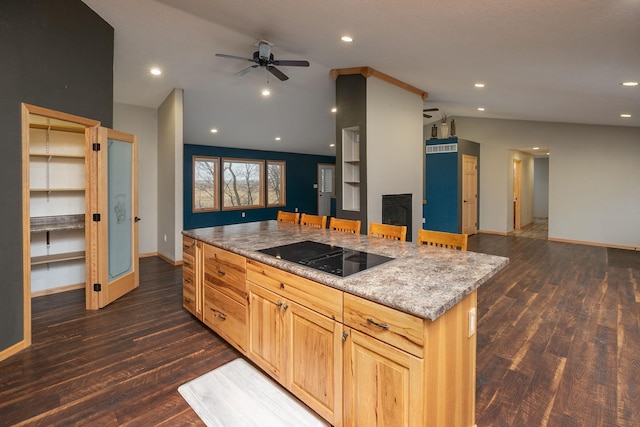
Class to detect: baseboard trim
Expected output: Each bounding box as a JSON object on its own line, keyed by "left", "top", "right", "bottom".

{"left": 478, "top": 229, "right": 508, "bottom": 236}
{"left": 31, "top": 282, "right": 85, "bottom": 298}
{"left": 0, "top": 340, "right": 27, "bottom": 363}
{"left": 157, "top": 252, "right": 181, "bottom": 266}
{"left": 547, "top": 237, "right": 637, "bottom": 251}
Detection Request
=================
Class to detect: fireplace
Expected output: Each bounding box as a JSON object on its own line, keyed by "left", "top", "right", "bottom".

{"left": 382, "top": 194, "right": 412, "bottom": 242}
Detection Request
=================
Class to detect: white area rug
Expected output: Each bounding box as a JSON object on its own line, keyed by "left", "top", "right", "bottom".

{"left": 178, "top": 358, "right": 329, "bottom": 427}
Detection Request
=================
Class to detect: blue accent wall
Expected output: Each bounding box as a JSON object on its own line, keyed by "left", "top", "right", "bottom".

{"left": 424, "top": 138, "right": 459, "bottom": 233}
{"left": 184, "top": 144, "right": 335, "bottom": 230}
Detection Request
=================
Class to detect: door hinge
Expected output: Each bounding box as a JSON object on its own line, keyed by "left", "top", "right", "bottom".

{"left": 92, "top": 213, "right": 101, "bottom": 222}
{"left": 92, "top": 142, "right": 101, "bottom": 151}
{"left": 93, "top": 283, "right": 102, "bottom": 292}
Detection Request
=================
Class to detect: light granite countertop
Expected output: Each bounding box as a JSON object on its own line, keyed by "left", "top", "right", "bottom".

{"left": 183, "top": 221, "right": 509, "bottom": 321}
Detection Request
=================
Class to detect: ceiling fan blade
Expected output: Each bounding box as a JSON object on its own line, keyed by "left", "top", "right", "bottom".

{"left": 423, "top": 108, "right": 439, "bottom": 112}
{"left": 423, "top": 114, "right": 433, "bottom": 118}
{"left": 272, "top": 59, "right": 310, "bottom": 67}
{"left": 267, "top": 66, "right": 289, "bottom": 81}
{"left": 216, "top": 53, "right": 254, "bottom": 62}
{"left": 234, "top": 65, "right": 258, "bottom": 77}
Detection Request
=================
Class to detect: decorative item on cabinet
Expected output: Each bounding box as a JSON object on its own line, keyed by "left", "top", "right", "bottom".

{"left": 430, "top": 124, "right": 437, "bottom": 139}
{"left": 439, "top": 111, "right": 450, "bottom": 139}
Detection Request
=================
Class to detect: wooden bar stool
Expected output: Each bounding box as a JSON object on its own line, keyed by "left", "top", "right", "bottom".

{"left": 300, "top": 213, "right": 327, "bottom": 229}
{"left": 277, "top": 210, "right": 299, "bottom": 224}
{"left": 328, "top": 217, "right": 361, "bottom": 234}
{"left": 417, "top": 229, "right": 468, "bottom": 251}
{"left": 368, "top": 222, "right": 407, "bottom": 242}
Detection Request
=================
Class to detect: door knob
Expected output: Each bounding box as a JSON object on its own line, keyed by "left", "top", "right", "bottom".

{"left": 134, "top": 217, "right": 141, "bottom": 222}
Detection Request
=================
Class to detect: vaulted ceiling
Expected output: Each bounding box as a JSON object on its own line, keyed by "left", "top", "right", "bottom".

{"left": 84, "top": 0, "right": 640, "bottom": 155}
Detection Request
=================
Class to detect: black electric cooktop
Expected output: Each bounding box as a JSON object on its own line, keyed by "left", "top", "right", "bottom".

{"left": 258, "top": 240, "right": 394, "bottom": 277}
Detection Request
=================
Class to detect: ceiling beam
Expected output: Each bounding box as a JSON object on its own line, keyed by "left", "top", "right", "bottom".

{"left": 330, "top": 66, "right": 429, "bottom": 100}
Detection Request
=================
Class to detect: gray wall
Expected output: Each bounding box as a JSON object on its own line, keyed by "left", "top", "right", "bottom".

{"left": 0, "top": 0, "right": 113, "bottom": 354}
{"left": 534, "top": 157, "right": 549, "bottom": 218}
{"left": 455, "top": 117, "right": 640, "bottom": 248}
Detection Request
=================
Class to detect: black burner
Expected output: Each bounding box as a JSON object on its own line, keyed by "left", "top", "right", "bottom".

{"left": 258, "top": 240, "right": 394, "bottom": 277}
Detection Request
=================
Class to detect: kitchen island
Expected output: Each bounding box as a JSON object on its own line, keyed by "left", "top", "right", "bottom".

{"left": 182, "top": 221, "right": 508, "bottom": 427}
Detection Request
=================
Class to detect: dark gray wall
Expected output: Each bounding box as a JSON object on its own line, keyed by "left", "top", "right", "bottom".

{"left": 335, "top": 74, "right": 367, "bottom": 230}
{"left": 0, "top": 0, "right": 113, "bottom": 353}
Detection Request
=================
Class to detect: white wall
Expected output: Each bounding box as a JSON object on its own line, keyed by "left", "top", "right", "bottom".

{"left": 157, "top": 89, "right": 184, "bottom": 262}
{"left": 113, "top": 103, "right": 158, "bottom": 255}
{"left": 454, "top": 117, "right": 640, "bottom": 248}
{"left": 367, "top": 78, "right": 424, "bottom": 241}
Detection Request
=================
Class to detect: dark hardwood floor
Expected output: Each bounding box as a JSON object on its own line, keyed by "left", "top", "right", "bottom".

{"left": 0, "top": 235, "right": 638, "bottom": 426}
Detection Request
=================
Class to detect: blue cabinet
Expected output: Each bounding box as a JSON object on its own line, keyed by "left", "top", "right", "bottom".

{"left": 424, "top": 137, "right": 479, "bottom": 233}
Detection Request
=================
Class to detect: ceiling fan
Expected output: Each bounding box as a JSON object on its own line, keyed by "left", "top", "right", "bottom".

{"left": 423, "top": 108, "right": 439, "bottom": 118}
{"left": 215, "top": 40, "right": 310, "bottom": 81}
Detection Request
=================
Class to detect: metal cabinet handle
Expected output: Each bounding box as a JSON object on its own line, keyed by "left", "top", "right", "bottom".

{"left": 367, "top": 318, "right": 389, "bottom": 329}
{"left": 277, "top": 300, "right": 283, "bottom": 309}
{"left": 218, "top": 313, "right": 227, "bottom": 320}
{"left": 217, "top": 269, "right": 226, "bottom": 276}
{"left": 183, "top": 278, "right": 191, "bottom": 284}
{"left": 283, "top": 302, "right": 289, "bottom": 312}
{"left": 184, "top": 297, "right": 192, "bottom": 303}
{"left": 342, "top": 331, "right": 348, "bottom": 341}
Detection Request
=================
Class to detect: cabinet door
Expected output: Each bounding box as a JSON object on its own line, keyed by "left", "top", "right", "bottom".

{"left": 248, "top": 283, "right": 286, "bottom": 382}
{"left": 287, "top": 300, "right": 342, "bottom": 426}
{"left": 343, "top": 329, "right": 423, "bottom": 427}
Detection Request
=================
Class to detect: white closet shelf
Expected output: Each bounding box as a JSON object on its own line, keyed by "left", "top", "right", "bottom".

{"left": 31, "top": 251, "right": 85, "bottom": 266}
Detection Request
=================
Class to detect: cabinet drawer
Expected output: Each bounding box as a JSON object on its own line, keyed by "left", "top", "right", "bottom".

{"left": 344, "top": 293, "right": 424, "bottom": 358}
{"left": 247, "top": 260, "right": 343, "bottom": 322}
{"left": 183, "top": 283, "right": 196, "bottom": 316}
{"left": 182, "top": 236, "right": 196, "bottom": 256}
{"left": 183, "top": 252, "right": 195, "bottom": 273}
{"left": 203, "top": 285, "right": 247, "bottom": 354}
{"left": 182, "top": 268, "right": 195, "bottom": 293}
{"left": 203, "top": 244, "right": 247, "bottom": 304}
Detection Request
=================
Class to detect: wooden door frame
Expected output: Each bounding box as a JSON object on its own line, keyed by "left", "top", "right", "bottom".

{"left": 21, "top": 103, "right": 100, "bottom": 351}
{"left": 461, "top": 154, "right": 478, "bottom": 235}
{"left": 513, "top": 159, "right": 522, "bottom": 230}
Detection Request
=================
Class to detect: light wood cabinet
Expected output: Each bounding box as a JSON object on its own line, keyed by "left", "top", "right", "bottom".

{"left": 343, "top": 328, "right": 423, "bottom": 427}
{"left": 181, "top": 236, "right": 201, "bottom": 319}
{"left": 200, "top": 242, "right": 247, "bottom": 355}
{"left": 247, "top": 260, "right": 343, "bottom": 426}
{"left": 185, "top": 238, "right": 478, "bottom": 427}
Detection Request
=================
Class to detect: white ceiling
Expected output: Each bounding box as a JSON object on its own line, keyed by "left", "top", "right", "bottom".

{"left": 83, "top": 0, "right": 639, "bottom": 156}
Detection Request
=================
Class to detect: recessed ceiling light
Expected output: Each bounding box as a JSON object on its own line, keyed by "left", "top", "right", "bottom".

{"left": 621, "top": 81, "right": 638, "bottom": 87}
{"left": 150, "top": 67, "right": 162, "bottom": 76}
{"left": 477, "top": 107, "right": 485, "bottom": 111}
{"left": 340, "top": 35, "right": 353, "bottom": 43}
{"left": 533, "top": 147, "right": 539, "bottom": 150}
{"left": 210, "top": 128, "right": 218, "bottom": 133}
{"left": 275, "top": 137, "right": 281, "bottom": 141}
{"left": 331, "top": 107, "right": 337, "bottom": 113}
{"left": 546, "top": 152, "right": 550, "bottom": 155}
{"left": 620, "top": 114, "right": 632, "bottom": 118}
{"left": 474, "top": 83, "right": 485, "bottom": 88}
{"left": 262, "top": 89, "right": 270, "bottom": 96}
{"left": 329, "top": 143, "right": 335, "bottom": 148}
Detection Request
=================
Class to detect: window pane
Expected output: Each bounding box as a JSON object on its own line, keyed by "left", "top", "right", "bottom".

{"left": 267, "top": 161, "right": 286, "bottom": 206}
{"left": 223, "top": 159, "right": 264, "bottom": 209}
{"left": 193, "top": 156, "right": 219, "bottom": 212}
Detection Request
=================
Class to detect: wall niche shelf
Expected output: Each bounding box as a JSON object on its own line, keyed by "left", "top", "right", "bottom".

{"left": 342, "top": 126, "right": 361, "bottom": 211}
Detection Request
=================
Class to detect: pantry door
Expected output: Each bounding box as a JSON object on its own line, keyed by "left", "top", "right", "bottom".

{"left": 90, "top": 127, "right": 139, "bottom": 309}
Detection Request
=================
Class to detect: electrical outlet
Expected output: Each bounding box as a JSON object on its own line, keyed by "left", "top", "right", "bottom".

{"left": 241, "top": 212, "right": 245, "bottom": 218}
{"left": 295, "top": 207, "right": 299, "bottom": 212}
{"left": 422, "top": 217, "right": 426, "bottom": 224}
{"left": 468, "top": 307, "right": 476, "bottom": 337}
{"left": 163, "top": 234, "right": 167, "bottom": 242}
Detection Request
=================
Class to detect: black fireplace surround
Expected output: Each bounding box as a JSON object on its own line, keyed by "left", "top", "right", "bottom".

{"left": 382, "top": 194, "right": 412, "bottom": 242}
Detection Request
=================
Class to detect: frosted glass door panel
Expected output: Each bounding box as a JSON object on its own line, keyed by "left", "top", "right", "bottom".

{"left": 108, "top": 138, "right": 133, "bottom": 281}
